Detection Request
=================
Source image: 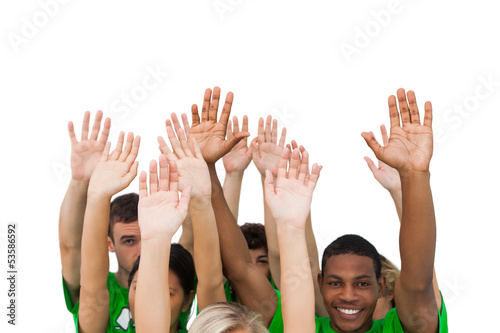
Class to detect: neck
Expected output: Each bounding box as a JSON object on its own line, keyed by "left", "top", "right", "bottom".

{"left": 114, "top": 268, "right": 130, "bottom": 288}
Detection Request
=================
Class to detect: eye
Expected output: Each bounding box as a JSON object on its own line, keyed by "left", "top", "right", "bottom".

{"left": 329, "top": 281, "right": 341, "bottom": 287}
{"left": 257, "top": 259, "right": 269, "bottom": 265}
{"left": 358, "top": 282, "right": 370, "bottom": 287}
{"left": 124, "top": 239, "right": 135, "bottom": 245}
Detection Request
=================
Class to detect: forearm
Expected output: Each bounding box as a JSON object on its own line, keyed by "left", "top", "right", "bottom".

{"left": 261, "top": 176, "right": 281, "bottom": 289}
{"left": 223, "top": 171, "right": 244, "bottom": 220}
{"left": 208, "top": 164, "right": 253, "bottom": 279}
{"left": 277, "top": 223, "right": 315, "bottom": 333}
{"left": 399, "top": 171, "right": 436, "bottom": 289}
{"left": 389, "top": 189, "right": 403, "bottom": 222}
{"left": 135, "top": 239, "right": 171, "bottom": 333}
{"left": 79, "top": 193, "right": 111, "bottom": 332}
{"left": 190, "top": 196, "right": 225, "bottom": 310}
{"left": 178, "top": 213, "right": 194, "bottom": 256}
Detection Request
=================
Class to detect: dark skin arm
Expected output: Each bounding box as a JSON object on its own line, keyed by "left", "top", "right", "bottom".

{"left": 362, "top": 89, "right": 438, "bottom": 333}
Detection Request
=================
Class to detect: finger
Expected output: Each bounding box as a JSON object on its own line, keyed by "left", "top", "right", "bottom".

{"left": 125, "top": 135, "right": 141, "bottom": 166}
{"left": 388, "top": 95, "right": 400, "bottom": 130}
{"left": 125, "top": 161, "right": 139, "bottom": 185}
{"left": 81, "top": 111, "right": 90, "bottom": 140}
{"left": 181, "top": 113, "right": 191, "bottom": 136}
{"left": 159, "top": 155, "right": 169, "bottom": 192}
{"left": 397, "top": 88, "right": 411, "bottom": 126}
{"left": 100, "top": 142, "right": 112, "bottom": 162}
{"left": 407, "top": 90, "right": 420, "bottom": 124}
{"left": 90, "top": 110, "right": 103, "bottom": 141}
{"left": 191, "top": 104, "right": 201, "bottom": 126}
{"left": 202, "top": 88, "right": 212, "bottom": 122}
{"left": 177, "top": 128, "right": 193, "bottom": 157}
{"left": 233, "top": 116, "right": 240, "bottom": 135}
{"left": 224, "top": 131, "right": 250, "bottom": 153}
{"left": 219, "top": 91, "right": 233, "bottom": 129}
{"left": 191, "top": 137, "right": 203, "bottom": 159}
{"left": 119, "top": 132, "right": 134, "bottom": 162}
{"left": 289, "top": 148, "right": 300, "bottom": 179}
{"left": 277, "top": 147, "right": 290, "bottom": 179}
{"left": 149, "top": 160, "right": 158, "bottom": 194}
{"left": 98, "top": 117, "right": 111, "bottom": 144}
{"left": 241, "top": 115, "right": 249, "bottom": 134}
{"left": 424, "top": 101, "right": 433, "bottom": 128}
{"left": 169, "top": 161, "right": 179, "bottom": 193}
{"left": 264, "top": 169, "right": 275, "bottom": 198}
{"left": 363, "top": 156, "right": 379, "bottom": 176}
{"left": 139, "top": 171, "right": 148, "bottom": 198}
{"left": 298, "top": 150, "right": 309, "bottom": 182}
{"left": 171, "top": 113, "right": 184, "bottom": 134}
{"left": 361, "top": 132, "right": 384, "bottom": 161}
{"left": 291, "top": 140, "right": 298, "bottom": 151}
{"left": 68, "top": 121, "right": 78, "bottom": 145}
{"left": 178, "top": 184, "right": 192, "bottom": 215}
{"left": 307, "top": 163, "right": 321, "bottom": 190}
{"left": 166, "top": 125, "right": 186, "bottom": 158}
{"left": 111, "top": 132, "right": 125, "bottom": 160}
{"left": 257, "top": 117, "right": 265, "bottom": 143}
{"left": 264, "top": 115, "right": 272, "bottom": 143}
{"left": 380, "top": 124, "right": 389, "bottom": 146}
{"left": 226, "top": 119, "right": 234, "bottom": 140}
{"left": 278, "top": 127, "right": 287, "bottom": 148}
{"left": 271, "top": 119, "right": 278, "bottom": 144}
{"left": 209, "top": 87, "right": 221, "bottom": 122}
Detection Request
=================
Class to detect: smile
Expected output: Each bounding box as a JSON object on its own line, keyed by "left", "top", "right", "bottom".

{"left": 336, "top": 308, "right": 361, "bottom": 315}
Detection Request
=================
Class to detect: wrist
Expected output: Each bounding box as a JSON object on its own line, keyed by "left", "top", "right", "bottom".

{"left": 399, "top": 170, "right": 431, "bottom": 181}
{"left": 225, "top": 170, "right": 244, "bottom": 179}
{"left": 87, "top": 190, "right": 113, "bottom": 203}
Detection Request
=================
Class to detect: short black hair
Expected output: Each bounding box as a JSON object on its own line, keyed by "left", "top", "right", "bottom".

{"left": 240, "top": 223, "right": 267, "bottom": 252}
{"left": 321, "top": 234, "right": 381, "bottom": 279}
{"left": 128, "top": 243, "right": 195, "bottom": 300}
{"left": 108, "top": 193, "right": 139, "bottom": 241}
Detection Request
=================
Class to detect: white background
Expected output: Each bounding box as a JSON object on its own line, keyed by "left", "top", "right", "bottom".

{"left": 1, "top": 0, "right": 499, "bottom": 331}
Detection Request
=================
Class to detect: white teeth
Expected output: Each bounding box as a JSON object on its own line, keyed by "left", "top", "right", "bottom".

{"left": 337, "top": 308, "right": 361, "bottom": 315}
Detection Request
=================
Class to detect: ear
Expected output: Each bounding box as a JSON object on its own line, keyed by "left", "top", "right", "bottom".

{"left": 182, "top": 290, "right": 195, "bottom": 312}
{"left": 317, "top": 272, "right": 324, "bottom": 289}
{"left": 108, "top": 236, "right": 115, "bottom": 252}
{"left": 377, "top": 275, "right": 387, "bottom": 298}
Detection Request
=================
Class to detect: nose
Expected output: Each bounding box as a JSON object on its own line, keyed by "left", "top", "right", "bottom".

{"left": 339, "top": 284, "right": 357, "bottom": 302}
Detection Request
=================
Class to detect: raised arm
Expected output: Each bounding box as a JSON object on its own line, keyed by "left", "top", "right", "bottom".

{"left": 365, "top": 123, "right": 441, "bottom": 311}
{"left": 135, "top": 157, "right": 191, "bottom": 333}
{"left": 59, "top": 111, "right": 110, "bottom": 305}
{"left": 79, "top": 132, "right": 140, "bottom": 332}
{"left": 159, "top": 121, "right": 226, "bottom": 310}
{"left": 264, "top": 147, "right": 321, "bottom": 333}
{"left": 222, "top": 115, "right": 253, "bottom": 220}
{"left": 187, "top": 87, "right": 278, "bottom": 325}
{"left": 362, "top": 89, "right": 438, "bottom": 333}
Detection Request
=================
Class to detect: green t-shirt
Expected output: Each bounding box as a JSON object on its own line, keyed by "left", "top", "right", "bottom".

{"left": 315, "top": 293, "right": 448, "bottom": 333}
{"left": 63, "top": 272, "right": 135, "bottom": 332}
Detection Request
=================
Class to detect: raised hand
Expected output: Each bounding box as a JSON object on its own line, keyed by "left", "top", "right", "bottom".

{"left": 222, "top": 116, "right": 253, "bottom": 173}
{"left": 362, "top": 89, "right": 433, "bottom": 174}
{"left": 158, "top": 121, "right": 211, "bottom": 199}
{"left": 364, "top": 124, "right": 401, "bottom": 193}
{"left": 68, "top": 111, "right": 111, "bottom": 181}
{"left": 251, "top": 115, "right": 287, "bottom": 177}
{"left": 264, "top": 147, "right": 321, "bottom": 228}
{"left": 138, "top": 156, "right": 191, "bottom": 241}
{"left": 88, "top": 132, "right": 140, "bottom": 197}
{"left": 186, "top": 87, "right": 249, "bottom": 164}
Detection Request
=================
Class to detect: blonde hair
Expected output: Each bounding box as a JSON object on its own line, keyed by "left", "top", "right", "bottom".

{"left": 189, "top": 302, "right": 268, "bottom": 333}
{"left": 379, "top": 254, "right": 401, "bottom": 307}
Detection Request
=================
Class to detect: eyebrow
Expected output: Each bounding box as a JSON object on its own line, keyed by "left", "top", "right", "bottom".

{"left": 256, "top": 255, "right": 269, "bottom": 260}
{"left": 120, "top": 235, "right": 137, "bottom": 241}
{"left": 326, "top": 274, "right": 373, "bottom": 280}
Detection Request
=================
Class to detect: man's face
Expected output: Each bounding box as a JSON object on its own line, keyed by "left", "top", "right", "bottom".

{"left": 249, "top": 247, "right": 270, "bottom": 278}
{"left": 108, "top": 221, "right": 141, "bottom": 276}
{"left": 318, "top": 254, "right": 385, "bottom": 333}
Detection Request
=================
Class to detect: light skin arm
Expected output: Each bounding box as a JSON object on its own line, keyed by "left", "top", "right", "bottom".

{"left": 159, "top": 123, "right": 226, "bottom": 310}
{"left": 188, "top": 87, "right": 277, "bottom": 325}
{"left": 135, "top": 157, "right": 191, "bottom": 333}
{"left": 362, "top": 89, "right": 438, "bottom": 333}
{"left": 264, "top": 147, "right": 321, "bottom": 333}
{"left": 59, "top": 111, "right": 110, "bottom": 305}
{"left": 364, "top": 124, "right": 441, "bottom": 311}
{"left": 79, "top": 132, "right": 140, "bottom": 333}
{"left": 222, "top": 115, "right": 253, "bottom": 220}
